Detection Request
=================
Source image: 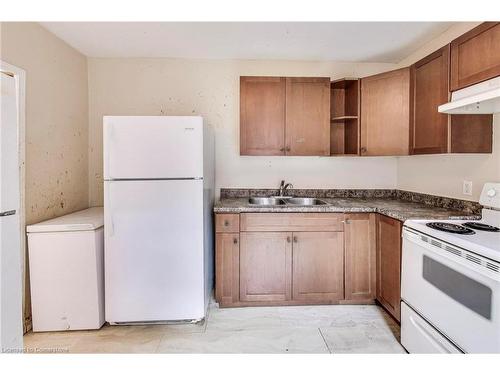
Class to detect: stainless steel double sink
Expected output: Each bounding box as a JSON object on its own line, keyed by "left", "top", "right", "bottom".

{"left": 248, "top": 197, "right": 328, "bottom": 206}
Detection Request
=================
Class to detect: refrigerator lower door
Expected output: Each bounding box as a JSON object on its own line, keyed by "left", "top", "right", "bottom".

{"left": 104, "top": 179, "right": 205, "bottom": 323}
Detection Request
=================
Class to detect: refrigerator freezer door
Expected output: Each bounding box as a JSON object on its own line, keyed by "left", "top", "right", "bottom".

{"left": 103, "top": 116, "right": 203, "bottom": 180}
{"left": 104, "top": 179, "right": 205, "bottom": 323}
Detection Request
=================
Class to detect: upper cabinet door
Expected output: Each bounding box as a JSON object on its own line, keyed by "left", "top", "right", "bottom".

{"left": 240, "top": 77, "right": 286, "bottom": 155}
{"left": 285, "top": 77, "right": 331, "bottom": 156}
{"left": 360, "top": 68, "right": 410, "bottom": 156}
{"left": 450, "top": 22, "right": 500, "bottom": 91}
{"left": 410, "top": 46, "right": 450, "bottom": 155}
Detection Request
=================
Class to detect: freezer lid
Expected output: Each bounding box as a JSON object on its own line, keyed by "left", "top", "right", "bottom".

{"left": 27, "top": 207, "right": 104, "bottom": 233}
{"left": 103, "top": 116, "right": 204, "bottom": 180}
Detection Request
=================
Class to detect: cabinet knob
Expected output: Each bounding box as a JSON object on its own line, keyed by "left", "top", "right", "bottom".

{"left": 224, "top": 220, "right": 229, "bottom": 226}
{"left": 287, "top": 236, "right": 291, "bottom": 243}
{"left": 233, "top": 237, "right": 238, "bottom": 244}
{"left": 285, "top": 146, "right": 291, "bottom": 152}
{"left": 293, "top": 236, "right": 298, "bottom": 243}
{"left": 279, "top": 147, "right": 285, "bottom": 152}
{"left": 360, "top": 147, "right": 367, "bottom": 154}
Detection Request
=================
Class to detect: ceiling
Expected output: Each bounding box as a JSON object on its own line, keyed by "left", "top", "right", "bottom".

{"left": 40, "top": 22, "right": 454, "bottom": 63}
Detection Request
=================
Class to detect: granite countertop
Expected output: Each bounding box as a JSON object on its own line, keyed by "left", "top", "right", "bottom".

{"left": 214, "top": 197, "right": 481, "bottom": 222}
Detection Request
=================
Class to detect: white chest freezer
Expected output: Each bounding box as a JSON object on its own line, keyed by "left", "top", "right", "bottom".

{"left": 27, "top": 207, "right": 105, "bottom": 332}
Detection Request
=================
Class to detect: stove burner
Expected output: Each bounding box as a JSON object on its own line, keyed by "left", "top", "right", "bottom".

{"left": 463, "top": 222, "right": 500, "bottom": 232}
{"left": 426, "top": 222, "right": 475, "bottom": 235}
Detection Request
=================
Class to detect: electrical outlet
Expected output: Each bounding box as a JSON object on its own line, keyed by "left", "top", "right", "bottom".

{"left": 463, "top": 180, "right": 473, "bottom": 196}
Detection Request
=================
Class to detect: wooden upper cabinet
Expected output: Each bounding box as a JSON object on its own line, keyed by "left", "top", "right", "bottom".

{"left": 450, "top": 22, "right": 500, "bottom": 91}
{"left": 240, "top": 76, "right": 286, "bottom": 155}
{"left": 377, "top": 215, "right": 402, "bottom": 322}
{"left": 360, "top": 68, "right": 411, "bottom": 156}
{"left": 285, "top": 77, "right": 331, "bottom": 156}
{"left": 292, "top": 231, "right": 344, "bottom": 302}
{"left": 410, "top": 46, "right": 450, "bottom": 155}
{"left": 344, "top": 213, "right": 376, "bottom": 301}
{"left": 240, "top": 76, "right": 330, "bottom": 156}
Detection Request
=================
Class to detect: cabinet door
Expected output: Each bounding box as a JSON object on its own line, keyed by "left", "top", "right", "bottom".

{"left": 410, "top": 46, "right": 450, "bottom": 155}
{"left": 240, "top": 232, "right": 292, "bottom": 302}
{"left": 240, "top": 76, "right": 286, "bottom": 155}
{"left": 215, "top": 233, "right": 240, "bottom": 305}
{"left": 360, "top": 68, "right": 410, "bottom": 156}
{"left": 292, "top": 232, "right": 344, "bottom": 302}
{"left": 450, "top": 22, "right": 500, "bottom": 91}
{"left": 376, "top": 215, "right": 402, "bottom": 322}
{"left": 285, "top": 77, "right": 331, "bottom": 156}
{"left": 344, "top": 214, "right": 376, "bottom": 301}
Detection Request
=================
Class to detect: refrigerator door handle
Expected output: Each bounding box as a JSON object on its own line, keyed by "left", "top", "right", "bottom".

{"left": 105, "top": 123, "right": 114, "bottom": 180}
{"left": 110, "top": 215, "right": 115, "bottom": 237}
{"left": 106, "top": 185, "right": 115, "bottom": 237}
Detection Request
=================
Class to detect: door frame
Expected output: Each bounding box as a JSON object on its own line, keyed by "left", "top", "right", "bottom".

{"left": 1, "top": 60, "right": 27, "bottom": 332}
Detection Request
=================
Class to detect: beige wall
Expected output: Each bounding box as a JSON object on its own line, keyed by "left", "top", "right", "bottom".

{"left": 0, "top": 22, "right": 89, "bottom": 224}
{"left": 395, "top": 22, "right": 500, "bottom": 201}
{"left": 88, "top": 58, "right": 397, "bottom": 205}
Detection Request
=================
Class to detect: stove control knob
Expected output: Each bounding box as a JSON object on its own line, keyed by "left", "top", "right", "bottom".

{"left": 487, "top": 189, "right": 497, "bottom": 198}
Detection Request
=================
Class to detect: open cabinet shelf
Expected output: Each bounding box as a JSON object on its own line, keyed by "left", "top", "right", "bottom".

{"left": 330, "top": 78, "right": 360, "bottom": 156}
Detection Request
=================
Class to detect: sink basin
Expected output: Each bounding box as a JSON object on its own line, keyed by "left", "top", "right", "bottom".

{"left": 284, "top": 197, "right": 328, "bottom": 206}
{"left": 248, "top": 197, "right": 286, "bottom": 205}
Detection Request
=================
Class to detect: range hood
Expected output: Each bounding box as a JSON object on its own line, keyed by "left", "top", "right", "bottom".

{"left": 438, "top": 76, "right": 500, "bottom": 114}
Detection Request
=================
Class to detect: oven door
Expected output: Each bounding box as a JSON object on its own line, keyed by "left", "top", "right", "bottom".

{"left": 401, "top": 228, "right": 500, "bottom": 353}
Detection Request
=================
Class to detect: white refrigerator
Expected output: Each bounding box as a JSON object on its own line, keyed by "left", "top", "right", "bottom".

{"left": 103, "top": 116, "right": 214, "bottom": 324}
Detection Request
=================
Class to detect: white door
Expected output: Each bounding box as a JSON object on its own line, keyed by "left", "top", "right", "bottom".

{"left": 0, "top": 72, "right": 23, "bottom": 351}
{"left": 103, "top": 116, "right": 203, "bottom": 180}
{"left": 104, "top": 179, "right": 205, "bottom": 323}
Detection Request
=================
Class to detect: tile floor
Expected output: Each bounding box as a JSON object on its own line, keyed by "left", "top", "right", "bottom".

{"left": 23, "top": 301, "right": 406, "bottom": 354}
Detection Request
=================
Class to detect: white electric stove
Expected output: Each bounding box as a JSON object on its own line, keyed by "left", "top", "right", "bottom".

{"left": 401, "top": 182, "right": 500, "bottom": 354}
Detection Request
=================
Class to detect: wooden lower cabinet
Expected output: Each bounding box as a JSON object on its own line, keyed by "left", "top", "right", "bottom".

{"left": 376, "top": 214, "right": 402, "bottom": 322}
{"left": 215, "top": 212, "right": 401, "bottom": 310}
{"left": 292, "top": 232, "right": 344, "bottom": 302}
{"left": 239, "top": 232, "right": 292, "bottom": 302}
{"left": 215, "top": 233, "right": 240, "bottom": 305}
{"left": 344, "top": 213, "right": 377, "bottom": 301}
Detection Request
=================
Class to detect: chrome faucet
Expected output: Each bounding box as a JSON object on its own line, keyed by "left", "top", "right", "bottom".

{"left": 278, "top": 180, "right": 294, "bottom": 197}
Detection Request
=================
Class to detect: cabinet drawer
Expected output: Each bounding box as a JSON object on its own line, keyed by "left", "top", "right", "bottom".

{"left": 215, "top": 214, "right": 240, "bottom": 233}
{"left": 240, "top": 213, "right": 344, "bottom": 232}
